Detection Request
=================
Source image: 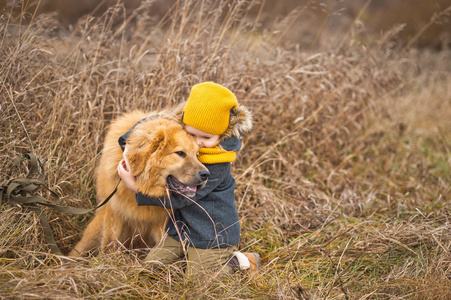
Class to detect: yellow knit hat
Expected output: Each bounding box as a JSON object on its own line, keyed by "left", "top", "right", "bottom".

{"left": 182, "top": 82, "right": 238, "bottom": 135}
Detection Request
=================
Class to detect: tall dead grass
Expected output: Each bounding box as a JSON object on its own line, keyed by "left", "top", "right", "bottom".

{"left": 1, "top": 0, "right": 450, "bottom": 299}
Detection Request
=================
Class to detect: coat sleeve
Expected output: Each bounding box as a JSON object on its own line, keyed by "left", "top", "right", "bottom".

{"left": 136, "top": 163, "right": 230, "bottom": 209}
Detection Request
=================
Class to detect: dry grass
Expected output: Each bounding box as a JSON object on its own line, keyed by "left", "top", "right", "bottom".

{"left": 1, "top": 0, "right": 450, "bottom": 299}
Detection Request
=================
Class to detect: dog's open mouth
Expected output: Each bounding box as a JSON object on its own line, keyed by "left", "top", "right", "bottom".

{"left": 167, "top": 176, "right": 203, "bottom": 198}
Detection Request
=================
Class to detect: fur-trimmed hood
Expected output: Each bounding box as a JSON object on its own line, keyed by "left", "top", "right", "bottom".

{"left": 219, "top": 103, "right": 253, "bottom": 141}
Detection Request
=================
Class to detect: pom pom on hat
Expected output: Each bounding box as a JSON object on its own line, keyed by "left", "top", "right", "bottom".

{"left": 182, "top": 82, "right": 238, "bottom": 135}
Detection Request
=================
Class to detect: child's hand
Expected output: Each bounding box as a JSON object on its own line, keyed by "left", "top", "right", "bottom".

{"left": 117, "top": 148, "right": 138, "bottom": 193}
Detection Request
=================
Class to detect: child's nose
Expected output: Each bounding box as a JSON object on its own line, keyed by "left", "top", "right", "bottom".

{"left": 195, "top": 138, "right": 203, "bottom": 147}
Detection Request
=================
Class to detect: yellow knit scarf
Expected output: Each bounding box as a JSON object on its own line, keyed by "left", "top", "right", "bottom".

{"left": 198, "top": 146, "right": 236, "bottom": 164}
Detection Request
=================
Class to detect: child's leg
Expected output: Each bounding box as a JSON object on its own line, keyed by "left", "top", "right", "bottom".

{"left": 186, "top": 245, "right": 238, "bottom": 278}
{"left": 145, "top": 236, "right": 184, "bottom": 268}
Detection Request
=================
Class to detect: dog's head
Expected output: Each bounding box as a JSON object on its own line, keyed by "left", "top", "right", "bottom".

{"left": 124, "top": 118, "right": 209, "bottom": 198}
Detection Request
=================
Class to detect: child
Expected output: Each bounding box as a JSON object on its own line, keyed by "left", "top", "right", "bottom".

{"left": 117, "top": 82, "right": 260, "bottom": 277}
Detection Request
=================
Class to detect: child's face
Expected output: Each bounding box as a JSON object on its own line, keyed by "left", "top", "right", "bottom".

{"left": 184, "top": 125, "right": 220, "bottom": 148}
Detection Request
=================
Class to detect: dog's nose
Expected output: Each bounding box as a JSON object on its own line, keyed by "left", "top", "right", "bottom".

{"left": 199, "top": 170, "right": 210, "bottom": 181}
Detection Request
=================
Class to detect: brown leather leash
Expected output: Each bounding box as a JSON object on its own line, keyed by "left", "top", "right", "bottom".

{"left": 0, "top": 152, "right": 119, "bottom": 255}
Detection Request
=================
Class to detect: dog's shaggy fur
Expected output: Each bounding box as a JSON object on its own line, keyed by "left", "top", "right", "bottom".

{"left": 68, "top": 110, "right": 208, "bottom": 256}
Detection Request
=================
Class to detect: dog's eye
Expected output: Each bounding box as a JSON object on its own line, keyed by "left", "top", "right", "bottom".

{"left": 175, "top": 151, "right": 186, "bottom": 158}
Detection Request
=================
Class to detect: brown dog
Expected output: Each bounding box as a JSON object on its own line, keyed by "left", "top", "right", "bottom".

{"left": 69, "top": 110, "right": 209, "bottom": 256}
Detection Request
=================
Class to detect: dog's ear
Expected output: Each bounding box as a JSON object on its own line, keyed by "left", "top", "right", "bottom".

{"left": 125, "top": 125, "right": 166, "bottom": 176}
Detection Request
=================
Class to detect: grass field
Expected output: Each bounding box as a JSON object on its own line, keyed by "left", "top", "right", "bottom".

{"left": 1, "top": 0, "right": 450, "bottom": 299}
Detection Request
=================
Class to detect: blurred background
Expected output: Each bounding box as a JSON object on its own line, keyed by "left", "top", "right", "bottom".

{"left": 2, "top": 0, "right": 450, "bottom": 49}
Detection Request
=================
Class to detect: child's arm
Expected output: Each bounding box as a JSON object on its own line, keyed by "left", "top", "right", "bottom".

{"left": 135, "top": 163, "right": 231, "bottom": 209}
{"left": 116, "top": 116, "right": 232, "bottom": 209}
{"left": 117, "top": 146, "right": 231, "bottom": 209}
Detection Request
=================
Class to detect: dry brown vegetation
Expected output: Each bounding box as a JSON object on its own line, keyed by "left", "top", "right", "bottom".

{"left": 1, "top": 0, "right": 450, "bottom": 299}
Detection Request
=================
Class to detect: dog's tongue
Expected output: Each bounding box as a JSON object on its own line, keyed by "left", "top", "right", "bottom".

{"left": 181, "top": 185, "right": 197, "bottom": 193}
{"left": 187, "top": 185, "right": 197, "bottom": 192}
{"left": 172, "top": 177, "right": 197, "bottom": 194}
